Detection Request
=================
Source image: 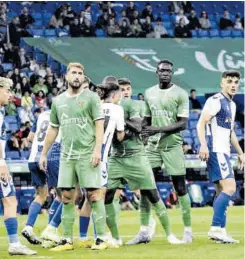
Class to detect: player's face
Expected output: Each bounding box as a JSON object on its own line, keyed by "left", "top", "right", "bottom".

{"left": 156, "top": 63, "right": 173, "bottom": 84}
{"left": 112, "top": 90, "right": 122, "bottom": 104}
{"left": 120, "top": 84, "right": 132, "bottom": 98}
{"left": 221, "top": 76, "right": 240, "bottom": 97}
{"left": 66, "top": 66, "right": 84, "bottom": 90}
{"left": 82, "top": 82, "right": 89, "bottom": 90}
{"left": 0, "top": 87, "right": 12, "bottom": 106}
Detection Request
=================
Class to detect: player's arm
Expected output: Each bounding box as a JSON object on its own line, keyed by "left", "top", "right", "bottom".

{"left": 231, "top": 130, "right": 244, "bottom": 169}
{"left": 27, "top": 118, "right": 37, "bottom": 143}
{"left": 116, "top": 106, "right": 125, "bottom": 142}
{"left": 197, "top": 97, "right": 221, "bottom": 161}
{"left": 0, "top": 139, "right": 8, "bottom": 181}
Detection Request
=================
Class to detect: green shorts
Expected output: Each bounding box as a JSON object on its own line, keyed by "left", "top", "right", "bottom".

{"left": 107, "top": 152, "right": 156, "bottom": 190}
{"left": 146, "top": 145, "right": 186, "bottom": 176}
{"left": 58, "top": 157, "right": 102, "bottom": 188}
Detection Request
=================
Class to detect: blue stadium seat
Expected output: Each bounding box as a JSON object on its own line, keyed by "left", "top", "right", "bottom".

{"left": 33, "top": 20, "right": 43, "bottom": 29}
{"left": 181, "top": 129, "right": 191, "bottom": 138}
{"left": 2, "top": 63, "right": 14, "bottom": 72}
{"left": 7, "top": 123, "right": 19, "bottom": 133}
{"left": 34, "top": 52, "right": 47, "bottom": 63}
{"left": 42, "top": 2, "right": 55, "bottom": 12}
{"left": 194, "top": 137, "right": 200, "bottom": 146}
{"left": 20, "top": 150, "right": 30, "bottom": 160}
{"left": 7, "top": 12, "right": 17, "bottom": 19}
{"left": 191, "top": 129, "right": 197, "bottom": 137}
{"left": 208, "top": 14, "right": 215, "bottom": 21}
{"left": 49, "top": 61, "right": 60, "bottom": 73}
{"left": 32, "top": 29, "right": 44, "bottom": 37}
{"left": 6, "top": 151, "right": 20, "bottom": 160}
{"left": 210, "top": 21, "right": 218, "bottom": 29}
{"left": 189, "top": 120, "right": 198, "bottom": 129}
{"left": 44, "top": 29, "right": 57, "bottom": 38}
{"left": 198, "top": 30, "right": 209, "bottom": 38}
{"left": 4, "top": 115, "right": 18, "bottom": 124}
{"left": 167, "top": 29, "right": 174, "bottom": 37}
{"left": 162, "top": 14, "right": 170, "bottom": 21}
{"left": 163, "top": 22, "right": 171, "bottom": 29}
{"left": 220, "top": 30, "right": 232, "bottom": 38}
{"left": 95, "top": 29, "right": 106, "bottom": 37}
{"left": 32, "top": 12, "right": 42, "bottom": 20}
{"left": 235, "top": 128, "right": 243, "bottom": 137}
{"left": 209, "top": 29, "right": 220, "bottom": 38}
{"left": 191, "top": 30, "right": 198, "bottom": 38}
{"left": 231, "top": 30, "right": 243, "bottom": 38}
{"left": 60, "top": 64, "right": 67, "bottom": 74}
{"left": 170, "top": 14, "right": 176, "bottom": 23}
{"left": 157, "top": 183, "right": 173, "bottom": 204}
{"left": 184, "top": 137, "right": 193, "bottom": 145}
{"left": 189, "top": 112, "right": 200, "bottom": 120}
{"left": 42, "top": 12, "right": 52, "bottom": 26}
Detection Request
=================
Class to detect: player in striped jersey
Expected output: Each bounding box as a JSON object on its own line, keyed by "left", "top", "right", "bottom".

{"left": 0, "top": 77, "right": 36, "bottom": 255}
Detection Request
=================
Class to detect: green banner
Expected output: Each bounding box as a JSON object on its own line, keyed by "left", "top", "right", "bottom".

{"left": 25, "top": 38, "right": 244, "bottom": 95}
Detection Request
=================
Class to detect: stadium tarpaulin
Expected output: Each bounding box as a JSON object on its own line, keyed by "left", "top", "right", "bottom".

{"left": 25, "top": 38, "right": 244, "bottom": 95}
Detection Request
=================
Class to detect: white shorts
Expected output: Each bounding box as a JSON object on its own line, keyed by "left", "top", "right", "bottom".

{"left": 101, "top": 161, "right": 108, "bottom": 187}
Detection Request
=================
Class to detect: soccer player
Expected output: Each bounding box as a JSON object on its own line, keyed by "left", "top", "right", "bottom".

{"left": 105, "top": 77, "right": 182, "bottom": 246}
{"left": 130, "top": 60, "right": 193, "bottom": 244}
{"left": 40, "top": 62, "right": 107, "bottom": 251}
{"left": 22, "top": 110, "right": 53, "bottom": 244}
{"left": 197, "top": 70, "right": 244, "bottom": 243}
{"left": 0, "top": 77, "right": 36, "bottom": 255}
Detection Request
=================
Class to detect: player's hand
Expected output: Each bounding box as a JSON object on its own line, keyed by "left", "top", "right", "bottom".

{"left": 199, "top": 144, "right": 209, "bottom": 161}
{"left": 91, "top": 149, "right": 101, "bottom": 168}
{"left": 39, "top": 154, "right": 47, "bottom": 172}
{"left": 238, "top": 153, "right": 245, "bottom": 170}
{"left": 0, "top": 163, "right": 9, "bottom": 182}
{"left": 141, "top": 126, "right": 160, "bottom": 137}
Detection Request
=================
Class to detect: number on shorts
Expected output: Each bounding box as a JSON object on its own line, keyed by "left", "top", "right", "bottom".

{"left": 37, "top": 120, "right": 49, "bottom": 142}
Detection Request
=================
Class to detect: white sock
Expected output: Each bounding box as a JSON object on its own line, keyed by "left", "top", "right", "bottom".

{"left": 80, "top": 237, "right": 88, "bottom": 241}
{"left": 46, "top": 225, "right": 56, "bottom": 231}
{"left": 210, "top": 226, "right": 221, "bottom": 232}
{"left": 184, "top": 227, "right": 192, "bottom": 233}
{"left": 140, "top": 226, "right": 149, "bottom": 232}
{"left": 25, "top": 225, "right": 33, "bottom": 232}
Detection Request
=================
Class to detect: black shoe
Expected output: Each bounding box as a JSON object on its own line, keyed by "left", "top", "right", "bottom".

{"left": 21, "top": 230, "right": 42, "bottom": 245}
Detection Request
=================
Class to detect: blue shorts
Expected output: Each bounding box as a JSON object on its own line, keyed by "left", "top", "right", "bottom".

{"left": 0, "top": 175, "right": 16, "bottom": 199}
{"left": 207, "top": 152, "right": 234, "bottom": 183}
{"left": 28, "top": 162, "right": 47, "bottom": 187}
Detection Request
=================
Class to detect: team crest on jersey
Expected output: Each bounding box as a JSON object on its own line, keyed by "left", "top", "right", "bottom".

{"left": 78, "top": 101, "right": 84, "bottom": 108}
{"left": 225, "top": 117, "right": 232, "bottom": 123}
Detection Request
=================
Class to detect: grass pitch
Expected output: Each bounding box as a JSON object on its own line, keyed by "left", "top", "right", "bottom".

{"left": 0, "top": 206, "right": 244, "bottom": 259}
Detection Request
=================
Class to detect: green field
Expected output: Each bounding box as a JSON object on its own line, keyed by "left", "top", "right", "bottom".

{"left": 0, "top": 206, "right": 244, "bottom": 259}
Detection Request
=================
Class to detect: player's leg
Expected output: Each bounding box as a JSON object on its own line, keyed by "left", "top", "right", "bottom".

{"left": 207, "top": 152, "right": 238, "bottom": 244}
{"left": 161, "top": 146, "right": 192, "bottom": 243}
{"left": 50, "top": 159, "right": 76, "bottom": 251}
{"left": 1, "top": 179, "right": 36, "bottom": 255}
{"left": 22, "top": 162, "right": 48, "bottom": 245}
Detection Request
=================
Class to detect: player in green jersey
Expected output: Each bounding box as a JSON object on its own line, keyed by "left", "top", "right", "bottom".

{"left": 40, "top": 63, "right": 108, "bottom": 251}
{"left": 130, "top": 60, "right": 193, "bottom": 244}
{"left": 105, "top": 78, "right": 183, "bottom": 246}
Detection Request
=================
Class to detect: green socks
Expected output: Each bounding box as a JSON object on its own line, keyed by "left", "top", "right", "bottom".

{"left": 61, "top": 203, "right": 75, "bottom": 239}
{"left": 179, "top": 194, "right": 191, "bottom": 227}
{"left": 91, "top": 200, "right": 106, "bottom": 239}
{"left": 152, "top": 200, "right": 171, "bottom": 236}
{"left": 140, "top": 195, "right": 151, "bottom": 226}
{"left": 105, "top": 202, "right": 120, "bottom": 240}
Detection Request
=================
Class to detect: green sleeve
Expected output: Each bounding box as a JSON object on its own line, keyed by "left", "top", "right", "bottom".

{"left": 128, "top": 100, "right": 141, "bottom": 119}
{"left": 177, "top": 90, "right": 189, "bottom": 118}
{"left": 144, "top": 92, "right": 151, "bottom": 117}
{"left": 90, "top": 93, "right": 104, "bottom": 121}
{"left": 50, "top": 100, "right": 59, "bottom": 127}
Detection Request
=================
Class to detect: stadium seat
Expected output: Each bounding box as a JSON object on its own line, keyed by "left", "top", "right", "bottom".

{"left": 231, "top": 30, "right": 243, "bottom": 38}
{"left": 4, "top": 115, "right": 18, "bottom": 124}
{"left": 6, "top": 151, "right": 20, "bottom": 160}
{"left": 7, "top": 123, "right": 19, "bottom": 133}
{"left": 33, "top": 20, "right": 43, "bottom": 29}
{"left": 234, "top": 128, "right": 243, "bottom": 137}
{"left": 32, "top": 29, "right": 44, "bottom": 37}
{"left": 32, "top": 12, "right": 42, "bottom": 20}
{"left": 191, "top": 129, "right": 197, "bottom": 137}
{"left": 184, "top": 137, "right": 193, "bottom": 145}
{"left": 189, "top": 112, "right": 200, "bottom": 120}
{"left": 191, "top": 30, "right": 198, "bottom": 38}
{"left": 44, "top": 29, "right": 57, "bottom": 38}
{"left": 157, "top": 183, "right": 173, "bottom": 204}
{"left": 42, "top": 12, "right": 52, "bottom": 26}
{"left": 20, "top": 150, "right": 30, "bottom": 160}
{"left": 49, "top": 61, "right": 60, "bottom": 73}
{"left": 181, "top": 129, "right": 191, "bottom": 138}
{"left": 7, "top": 12, "right": 17, "bottom": 19}
{"left": 95, "top": 29, "right": 106, "bottom": 37}
{"left": 167, "top": 29, "right": 174, "bottom": 37}
{"left": 189, "top": 120, "right": 198, "bottom": 129}
{"left": 2, "top": 63, "right": 14, "bottom": 72}
{"left": 162, "top": 14, "right": 170, "bottom": 21}
{"left": 210, "top": 21, "right": 218, "bottom": 29}
{"left": 209, "top": 29, "right": 220, "bottom": 38}
{"left": 163, "top": 22, "right": 171, "bottom": 29}
{"left": 220, "top": 30, "right": 232, "bottom": 38}
{"left": 198, "top": 30, "right": 209, "bottom": 38}
{"left": 34, "top": 52, "right": 47, "bottom": 64}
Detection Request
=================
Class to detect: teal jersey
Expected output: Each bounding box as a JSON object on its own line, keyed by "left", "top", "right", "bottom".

{"left": 50, "top": 89, "right": 104, "bottom": 159}
{"left": 111, "top": 98, "right": 144, "bottom": 157}
{"left": 145, "top": 84, "right": 189, "bottom": 150}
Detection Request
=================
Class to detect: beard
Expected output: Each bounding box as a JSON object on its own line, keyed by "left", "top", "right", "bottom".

{"left": 69, "top": 81, "right": 82, "bottom": 89}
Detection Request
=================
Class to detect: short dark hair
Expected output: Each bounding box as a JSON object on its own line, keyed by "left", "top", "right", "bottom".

{"left": 102, "top": 76, "right": 118, "bottom": 84}
{"left": 97, "top": 82, "right": 120, "bottom": 100}
{"left": 118, "top": 78, "right": 131, "bottom": 85}
{"left": 190, "top": 89, "right": 196, "bottom": 94}
{"left": 222, "top": 70, "right": 241, "bottom": 79}
{"left": 157, "top": 59, "right": 173, "bottom": 69}
{"left": 138, "top": 93, "right": 143, "bottom": 96}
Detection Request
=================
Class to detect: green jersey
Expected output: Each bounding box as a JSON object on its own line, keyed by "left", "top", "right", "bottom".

{"left": 111, "top": 98, "right": 144, "bottom": 157}
{"left": 50, "top": 89, "right": 104, "bottom": 159}
{"left": 145, "top": 84, "right": 189, "bottom": 150}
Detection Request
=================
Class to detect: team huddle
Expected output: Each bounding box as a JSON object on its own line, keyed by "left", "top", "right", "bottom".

{"left": 0, "top": 60, "right": 243, "bottom": 255}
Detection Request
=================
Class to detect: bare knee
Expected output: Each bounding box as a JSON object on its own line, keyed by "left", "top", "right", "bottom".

{"left": 35, "top": 186, "right": 48, "bottom": 204}
{"left": 2, "top": 196, "right": 17, "bottom": 219}
{"left": 61, "top": 189, "right": 75, "bottom": 204}
{"left": 87, "top": 188, "right": 102, "bottom": 203}
{"left": 220, "top": 179, "right": 236, "bottom": 196}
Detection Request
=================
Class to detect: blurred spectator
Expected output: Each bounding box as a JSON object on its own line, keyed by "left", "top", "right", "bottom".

{"left": 189, "top": 89, "right": 202, "bottom": 110}
{"left": 183, "top": 142, "right": 195, "bottom": 154}
{"left": 182, "top": 1, "right": 193, "bottom": 14}
{"left": 63, "top": 4, "right": 76, "bottom": 27}
{"left": 19, "top": 7, "right": 35, "bottom": 29}
{"left": 21, "top": 91, "right": 33, "bottom": 110}
{"left": 199, "top": 11, "right": 211, "bottom": 30}
{"left": 47, "top": 87, "right": 58, "bottom": 108}
{"left": 6, "top": 71, "right": 13, "bottom": 79}
{"left": 188, "top": 9, "right": 201, "bottom": 30}
{"left": 81, "top": 19, "right": 96, "bottom": 37}
{"left": 142, "top": 16, "right": 154, "bottom": 37}
{"left": 33, "top": 76, "right": 49, "bottom": 95}
{"left": 120, "top": 19, "right": 133, "bottom": 37}
{"left": 118, "top": 10, "right": 130, "bottom": 26}
{"left": 49, "top": 9, "right": 64, "bottom": 29}
{"left": 0, "top": 59, "right": 4, "bottom": 76}
{"left": 45, "top": 75, "right": 57, "bottom": 93}
{"left": 70, "top": 18, "right": 82, "bottom": 37}
{"left": 5, "top": 96, "right": 17, "bottom": 115}
{"left": 175, "top": 18, "right": 191, "bottom": 38}
{"left": 234, "top": 16, "right": 243, "bottom": 30}
{"left": 176, "top": 9, "right": 189, "bottom": 25}
{"left": 96, "top": 11, "right": 109, "bottom": 29}
{"left": 154, "top": 17, "right": 169, "bottom": 38}
{"left": 14, "top": 48, "right": 31, "bottom": 70}
{"left": 169, "top": 1, "right": 183, "bottom": 14}
{"left": 103, "top": 2, "right": 116, "bottom": 19}
{"left": 0, "top": 12, "right": 7, "bottom": 26}
{"left": 15, "top": 123, "right": 30, "bottom": 150}
{"left": 30, "top": 66, "right": 40, "bottom": 87}
{"left": 131, "top": 19, "right": 144, "bottom": 37}
{"left": 11, "top": 68, "right": 22, "bottom": 85}
{"left": 141, "top": 2, "right": 154, "bottom": 21}
{"left": 13, "top": 83, "right": 23, "bottom": 106}
{"left": 137, "top": 93, "right": 144, "bottom": 101}
{"left": 7, "top": 133, "right": 20, "bottom": 151}
{"left": 35, "top": 90, "right": 47, "bottom": 108}
{"left": 44, "top": 67, "right": 57, "bottom": 84}
{"left": 219, "top": 10, "right": 234, "bottom": 30}
{"left": 129, "top": 10, "right": 140, "bottom": 24}
{"left": 83, "top": 3, "right": 92, "bottom": 21}
{"left": 126, "top": 1, "right": 137, "bottom": 21}
{"left": 107, "top": 18, "right": 121, "bottom": 37}
{"left": 3, "top": 43, "right": 16, "bottom": 63}
{"left": 21, "top": 77, "right": 32, "bottom": 95}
